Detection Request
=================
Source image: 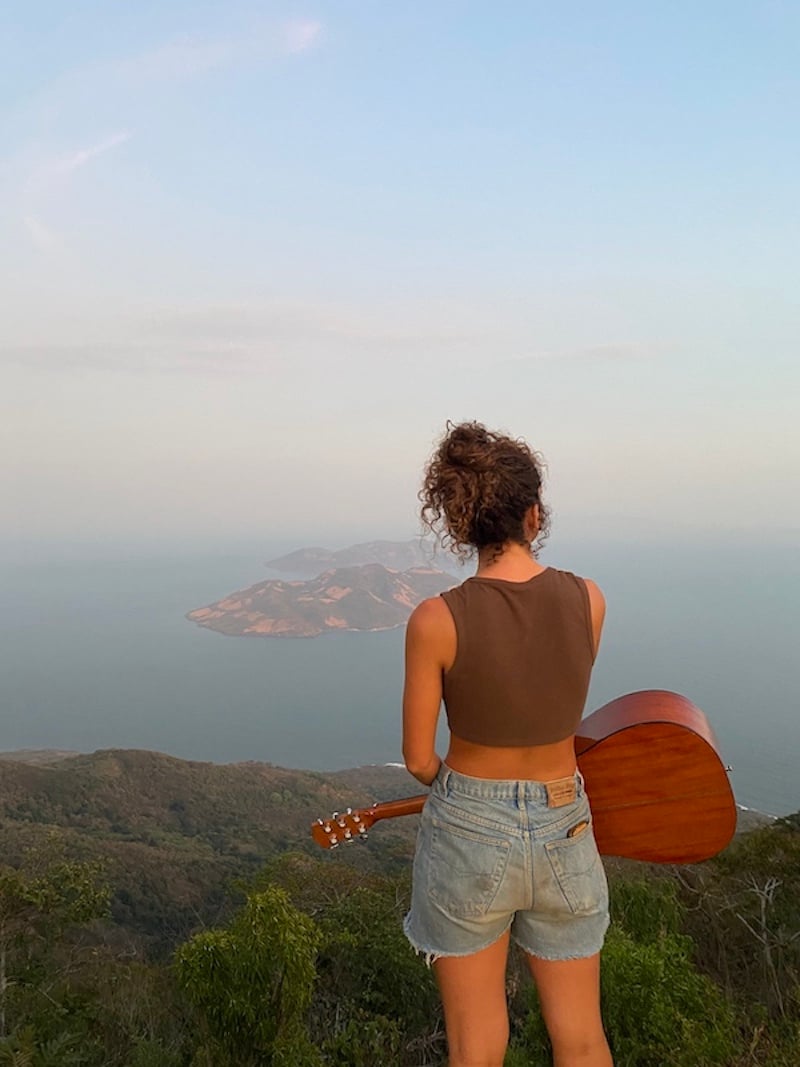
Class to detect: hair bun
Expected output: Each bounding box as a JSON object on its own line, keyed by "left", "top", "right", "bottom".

{"left": 443, "top": 421, "right": 493, "bottom": 473}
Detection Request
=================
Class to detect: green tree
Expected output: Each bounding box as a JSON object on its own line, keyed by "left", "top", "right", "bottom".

{"left": 259, "top": 853, "right": 441, "bottom": 1063}
{"left": 175, "top": 884, "right": 322, "bottom": 1066}
{"left": 317, "top": 885, "right": 439, "bottom": 1037}
{"left": 0, "top": 1025, "right": 90, "bottom": 1066}
{"left": 0, "top": 861, "right": 110, "bottom": 1041}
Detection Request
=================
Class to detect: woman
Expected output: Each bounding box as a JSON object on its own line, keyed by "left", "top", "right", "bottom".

{"left": 403, "top": 421, "right": 612, "bottom": 1067}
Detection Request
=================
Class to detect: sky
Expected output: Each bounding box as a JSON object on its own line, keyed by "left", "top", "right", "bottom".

{"left": 2, "top": 1, "right": 798, "bottom": 558}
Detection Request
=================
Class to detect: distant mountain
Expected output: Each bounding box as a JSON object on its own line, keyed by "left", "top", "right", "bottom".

{"left": 0, "top": 748, "right": 422, "bottom": 950}
{"left": 265, "top": 539, "right": 463, "bottom": 577}
{"left": 0, "top": 749, "right": 80, "bottom": 765}
{"left": 0, "top": 748, "right": 418, "bottom": 851}
{"left": 186, "top": 562, "right": 454, "bottom": 638}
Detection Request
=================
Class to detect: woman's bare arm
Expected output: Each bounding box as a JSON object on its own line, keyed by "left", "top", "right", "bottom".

{"left": 402, "top": 597, "right": 455, "bottom": 786}
{"left": 582, "top": 578, "right": 606, "bottom": 660}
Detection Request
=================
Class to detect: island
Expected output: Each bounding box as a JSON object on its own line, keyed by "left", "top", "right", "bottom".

{"left": 186, "top": 562, "right": 454, "bottom": 638}
{"left": 264, "top": 538, "right": 463, "bottom": 577}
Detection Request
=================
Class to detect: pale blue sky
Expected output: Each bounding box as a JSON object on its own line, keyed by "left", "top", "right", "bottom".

{"left": 2, "top": 2, "right": 798, "bottom": 555}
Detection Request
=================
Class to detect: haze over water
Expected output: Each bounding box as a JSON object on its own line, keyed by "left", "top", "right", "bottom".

{"left": 2, "top": 535, "right": 796, "bottom": 818}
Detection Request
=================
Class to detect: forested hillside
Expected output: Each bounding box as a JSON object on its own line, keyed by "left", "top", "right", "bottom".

{"left": 0, "top": 751, "right": 797, "bottom": 1065}
{"left": 0, "top": 750, "right": 419, "bottom": 952}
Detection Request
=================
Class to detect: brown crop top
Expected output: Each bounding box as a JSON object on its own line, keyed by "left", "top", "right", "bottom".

{"left": 439, "top": 567, "right": 595, "bottom": 746}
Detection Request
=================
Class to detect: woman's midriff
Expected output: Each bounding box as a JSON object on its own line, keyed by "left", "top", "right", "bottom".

{"left": 444, "top": 733, "right": 578, "bottom": 781}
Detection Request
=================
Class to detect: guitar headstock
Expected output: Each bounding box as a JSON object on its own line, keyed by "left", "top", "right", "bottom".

{"left": 311, "top": 806, "right": 377, "bottom": 849}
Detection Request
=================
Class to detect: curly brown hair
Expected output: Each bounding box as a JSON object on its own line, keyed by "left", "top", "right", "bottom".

{"left": 419, "top": 421, "right": 551, "bottom": 559}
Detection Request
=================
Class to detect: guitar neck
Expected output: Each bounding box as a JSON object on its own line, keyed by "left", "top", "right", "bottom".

{"left": 371, "top": 795, "right": 427, "bottom": 821}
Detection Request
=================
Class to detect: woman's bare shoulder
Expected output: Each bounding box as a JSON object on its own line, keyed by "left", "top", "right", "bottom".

{"left": 407, "top": 594, "right": 452, "bottom": 635}
{"left": 407, "top": 595, "right": 457, "bottom": 667}
{"left": 581, "top": 576, "right": 605, "bottom": 606}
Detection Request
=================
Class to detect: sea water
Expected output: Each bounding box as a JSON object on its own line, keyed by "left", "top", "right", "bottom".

{"left": 0, "top": 541, "right": 797, "bottom": 816}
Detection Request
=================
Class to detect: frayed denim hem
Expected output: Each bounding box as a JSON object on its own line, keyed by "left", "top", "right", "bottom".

{"left": 511, "top": 926, "right": 609, "bottom": 962}
{"left": 403, "top": 914, "right": 514, "bottom": 968}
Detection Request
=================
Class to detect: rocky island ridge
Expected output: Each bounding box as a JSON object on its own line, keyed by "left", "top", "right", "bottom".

{"left": 186, "top": 561, "right": 454, "bottom": 638}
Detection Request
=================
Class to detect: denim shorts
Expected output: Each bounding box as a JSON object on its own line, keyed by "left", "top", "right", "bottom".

{"left": 404, "top": 764, "right": 609, "bottom": 963}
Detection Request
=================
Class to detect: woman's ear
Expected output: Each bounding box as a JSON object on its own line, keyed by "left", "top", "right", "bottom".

{"left": 524, "top": 503, "right": 540, "bottom": 542}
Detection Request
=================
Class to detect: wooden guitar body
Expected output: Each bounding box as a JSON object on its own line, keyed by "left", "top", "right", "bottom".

{"left": 312, "top": 690, "right": 737, "bottom": 863}
{"left": 575, "top": 690, "right": 736, "bottom": 862}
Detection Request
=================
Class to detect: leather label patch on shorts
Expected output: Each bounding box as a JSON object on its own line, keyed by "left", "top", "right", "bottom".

{"left": 545, "top": 777, "right": 577, "bottom": 807}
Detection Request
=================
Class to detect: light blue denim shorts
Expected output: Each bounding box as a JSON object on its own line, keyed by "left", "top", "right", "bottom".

{"left": 404, "top": 764, "right": 609, "bottom": 963}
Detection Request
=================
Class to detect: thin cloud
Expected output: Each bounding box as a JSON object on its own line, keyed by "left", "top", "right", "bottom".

{"left": 509, "top": 342, "right": 661, "bottom": 363}
{"left": 2, "top": 340, "right": 259, "bottom": 375}
{"left": 284, "top": 19, "right": 323, "bottom": 54}
{"left": 52, "top": 131, "right": 131, "bottom": 176}
{"left": 17, "top": 132, "right": 131, "bottom": 250}
{"left": 117, "top": 37, "right": 236, "bottom": 82}
{"left": 564, "top": 342, "right": 657, "bottom": 361}
{"left": 139, "top": 300, "right": 498, "bottom": 352}
{"left": 114, "top": 20, "right": 322, "bottom": 83}
{"left": 22, "top": 214, "right": 58, "bottom": 251}
{"left": 1, "top": 298, "right": 484, "bottom": 377}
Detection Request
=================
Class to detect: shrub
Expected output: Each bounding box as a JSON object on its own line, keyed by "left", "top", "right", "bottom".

{"left": 510, "top": 928, "right": 737, "bottom": 1067}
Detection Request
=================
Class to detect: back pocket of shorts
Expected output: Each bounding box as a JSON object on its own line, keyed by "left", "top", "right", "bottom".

{"left": 428, "top": 818, "right": 511, "bottom": 919}
{"left": 544, "top": 823, "right": 606, "bottom": 916}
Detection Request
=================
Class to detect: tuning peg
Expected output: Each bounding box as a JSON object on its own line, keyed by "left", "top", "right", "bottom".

{"left": 323, "top": 823, "right": 332, "bottom": 834}
{"left": 346, "top": 807, "right": 353, "bottom": 814}
{"left": 343, "top": 829, "right": 353, "bottom": 841}
{"left": 316, "top": 818, "right": 324, "bottom": 825}
{"left": 352, "top": 813, "right": 361, "bottom": 824}
{"left": 331, "top": 811, "right": 339, "bottom": 819}
{"left": 336, "top": 818, "right": 347, "bottom": 827}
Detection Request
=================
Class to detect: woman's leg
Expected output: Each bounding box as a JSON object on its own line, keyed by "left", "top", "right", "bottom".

{"left": 433, "top": 930, "right": 511, "bottom": 1067}
{"left": 526, "top": 952, "right": 612, "bottom": 1067}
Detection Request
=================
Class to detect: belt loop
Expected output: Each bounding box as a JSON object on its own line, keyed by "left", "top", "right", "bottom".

{"left": 437, "top": 764, "right": 450, "bottom": 795}
{"left": 576, "top": 769, "right": 585, "bottom": 794}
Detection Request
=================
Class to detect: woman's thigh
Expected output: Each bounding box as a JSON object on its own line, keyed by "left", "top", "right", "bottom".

{"left": 526, "top": 953, "right": 612, "bottom": 1065}
{"left": 433, "top": 930, "right": 511, "bottom": 1066}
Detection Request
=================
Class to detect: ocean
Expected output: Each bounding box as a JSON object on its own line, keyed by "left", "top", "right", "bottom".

{"left": 0, "top": 539, "right": 797, "bottom": 816}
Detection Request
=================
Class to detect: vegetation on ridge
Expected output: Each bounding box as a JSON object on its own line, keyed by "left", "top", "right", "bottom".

{"left": 0, "top": 749, "right": 797, "bottom": 1064}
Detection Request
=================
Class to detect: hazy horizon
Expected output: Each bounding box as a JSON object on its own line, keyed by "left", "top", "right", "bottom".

{"left": 3, "top": 520, "right": 799, "bottom": 569}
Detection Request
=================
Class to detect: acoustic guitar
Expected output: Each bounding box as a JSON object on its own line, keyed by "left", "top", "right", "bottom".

{"left": 311, "top": 690, "right": 737, "bottom": 864}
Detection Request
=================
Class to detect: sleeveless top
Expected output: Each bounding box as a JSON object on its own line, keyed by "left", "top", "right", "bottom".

{"left": 439, "top": 567, "right": 595, "bottom": 746}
